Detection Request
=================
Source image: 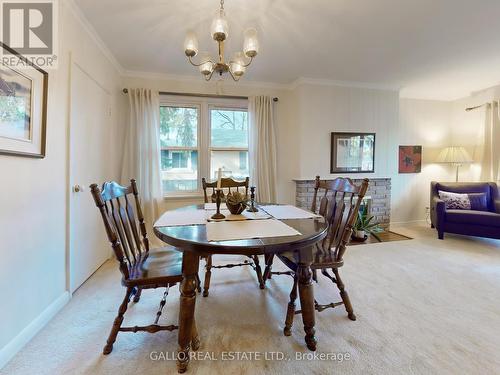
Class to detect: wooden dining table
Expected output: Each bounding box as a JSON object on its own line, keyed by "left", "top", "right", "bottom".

{"left": 154, "top": 204, "right": 328, "bottom": 373}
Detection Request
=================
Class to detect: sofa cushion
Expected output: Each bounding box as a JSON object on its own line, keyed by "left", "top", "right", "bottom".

{"left": 439, "top": 191, "right": 471, "bottom": 209}
{"left": 446, "top": 209, "right": 500, "bottom": 227}
{"left": 436, "top": 182, "right": 492, "bottom": 210}
{"left": 468, "top": 193, "right": 489, "bottom": 211}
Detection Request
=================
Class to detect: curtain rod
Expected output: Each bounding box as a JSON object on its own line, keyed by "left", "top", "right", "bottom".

{"left": 465, "top": 103, "right": 491, "bottom": 111}
{"left": 122, "top": 88, "right": 278, "bottom": 102}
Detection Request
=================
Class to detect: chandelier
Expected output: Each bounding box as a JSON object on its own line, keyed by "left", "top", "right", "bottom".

{"left": 183, "top": 0, "right": 259, "bottom": 81}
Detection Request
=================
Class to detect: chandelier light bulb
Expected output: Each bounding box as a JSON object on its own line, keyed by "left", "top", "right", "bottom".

{"left": 211, "top": 9, "right": 229, "bottom": 41}
{"left": 198, "top": 52, "right": 214, "bottom": 75}
{"left": 230, "top": 52, "right": 246, "bottom": 76}
{"left": 243, "top": 28, "right": 259, "bottom": 57}
{"left": 184, "top": 32, "right": 199, "bottom": 57}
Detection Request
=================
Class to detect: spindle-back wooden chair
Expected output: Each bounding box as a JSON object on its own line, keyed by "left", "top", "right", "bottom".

{"left": 90, "top": 180, "right": 198, "bottom": 355}
{"left": 276, "top": 176, "right": 369, "bottom": 339}
{"left": 201, "top": 176, "right": 265, "bottom": 296}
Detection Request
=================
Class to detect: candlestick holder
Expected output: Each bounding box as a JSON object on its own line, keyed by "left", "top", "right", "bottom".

{"left": 211, "top": 189, "right": 226, "bottom": 220}
{"left": 247, "top": 186, "right": 259, "bottom": 212}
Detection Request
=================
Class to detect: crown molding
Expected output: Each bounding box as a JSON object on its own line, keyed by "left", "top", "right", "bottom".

{"left": 289, "top": 77, "right": 401, "bottom": 92}
{"left": 122, "top": 70, "right": 402, "bottom": 92}
{"left": 64, "top": 0, "right": 125, "bottom": 75}
{"left": 122, "top": 69, "right": 291, "bottom": 90}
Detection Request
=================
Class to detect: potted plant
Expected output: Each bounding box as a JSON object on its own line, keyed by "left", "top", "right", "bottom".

{"left": 352, "top": 206, "right": 382, "bottom": 242}
{"left": 226, "top": 191, "right": 248, "bottom": 215}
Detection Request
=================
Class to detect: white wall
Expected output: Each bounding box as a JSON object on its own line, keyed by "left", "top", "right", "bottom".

{"left": 0, "top": 1, "right": 124, "bottom": 368}
{"left": 292, "top": 83, "right": 399, "bottom": 179}
{"left": 395, "top": 99, "right": 454, "bottom": 222}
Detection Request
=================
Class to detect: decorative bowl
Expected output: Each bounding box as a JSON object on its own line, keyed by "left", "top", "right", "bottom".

{"left": 226, "top": 202, "right": 246, "bottom": 215}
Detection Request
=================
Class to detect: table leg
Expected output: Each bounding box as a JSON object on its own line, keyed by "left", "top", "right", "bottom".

{"left": 296, "top": 249, "right": 317, "bottom": 351}
{"left": 177, "top": 252, "right": 200, "bottom": 373}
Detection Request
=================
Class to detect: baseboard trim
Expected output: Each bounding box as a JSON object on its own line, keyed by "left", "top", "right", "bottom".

{"left": 0, "top": 291, "right": 70, "bottom": 370}
{"left": 390, "top": 219, "right": 427, "bottom": 226}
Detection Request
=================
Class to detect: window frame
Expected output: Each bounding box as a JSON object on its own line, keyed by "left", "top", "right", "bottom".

{"left": 159, "top": 95, "right": 248, "bottom": 198}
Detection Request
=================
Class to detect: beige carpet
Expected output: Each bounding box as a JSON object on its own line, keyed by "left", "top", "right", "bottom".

{"left": 2, "top": 225, "right": 500, "bottom": 375}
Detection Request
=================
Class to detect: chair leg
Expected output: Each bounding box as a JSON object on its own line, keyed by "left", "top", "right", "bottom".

{"left": 333, "top": 268, "right": 356, "bottom": 321}
{"left": 103, "top": 287, "right": 133, "bottom": 354}
{"left": 252, "top": 255, "right": 265, "bottom": 289}
{"left": 263, "top": 254, "right": 274, "bottom": 280}
{"left": 195, "top": 273, "right": 202, "bottom": 293}
{"left": 132, "top": 287, "right": 142, "bottom": 303}
{"left": 284, "top": 275, "right": 298, "bottom": 336}
{"left": 203, "top": 255, "right": 212, "bottom": 297}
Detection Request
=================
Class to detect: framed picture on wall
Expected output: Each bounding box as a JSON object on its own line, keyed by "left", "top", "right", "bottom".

{"left": 398, "top": 145, "right": 422, "bottom": 173}
{"left": 0, "top": 42, "right": 48, "bottom": 158}
{"left": 330, "top": 132, "right": 375, "bottom": 173}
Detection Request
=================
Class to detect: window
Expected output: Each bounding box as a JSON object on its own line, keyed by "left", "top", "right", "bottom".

{"left": 209, "top": 107, "right": 249, "bottom": 181}
{"left": 159, "top": 97, "right": 248, "bottom": 196}
{"left": 160, "top": 106, "right": 199, "bottom": 193}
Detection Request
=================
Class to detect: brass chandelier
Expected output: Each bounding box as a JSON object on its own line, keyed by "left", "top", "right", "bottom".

{"left": 183, "top": 0, "right": 259, "bottom": 81}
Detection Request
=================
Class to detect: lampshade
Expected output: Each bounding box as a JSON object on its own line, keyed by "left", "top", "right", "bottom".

{"left": 230, "top": 52, "right": 246, "bottom": 76}
{"left": 436, "top": 146, "right": 473, "bottom": 164}
{"left": 211, "top": 9, "right": 229, "bottom": 41}
{"left": 198, "top": 52, "right": 214, "bottom": 76}
{"left": 184, "top": 32, "right": 199, "bottom": 57}
{"left": 243, "top": 28, "right": 259, "bottom": 57}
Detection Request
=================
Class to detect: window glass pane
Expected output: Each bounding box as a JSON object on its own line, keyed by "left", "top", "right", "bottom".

{"left": 161, "top": 150, "right": 198, "bottom": 192}
{"left": 160, "top": 106, "right": 198, "bottom": 147}
{"left": 210, "top": 109, "right": 248, "bottom": 147}
{"left": 210, "top": 150, "right": 249, "bottom": 180}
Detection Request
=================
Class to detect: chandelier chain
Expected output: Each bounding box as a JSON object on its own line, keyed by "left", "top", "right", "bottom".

{"left": 220, "top": 0, "right": 224, "bottom": 10}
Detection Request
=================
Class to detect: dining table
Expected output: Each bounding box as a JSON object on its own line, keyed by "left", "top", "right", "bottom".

{"left": 153, "top": 203, "right": 328, "bottom": 373}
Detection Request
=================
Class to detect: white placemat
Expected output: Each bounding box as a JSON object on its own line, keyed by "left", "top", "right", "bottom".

{"left": 261, "top": 205, "right": 321, "bottom": 219}
{"left": 206, "top": 209, "right": 271, "bottom": 222}
{"left": 206, "top": 219, "right": 301, "bottom": 242}
{"left": 204, "top": 203, "right": 217, "bottom": 210}
{"left": 154, "top": 209, "right": 207, "bottom": 227}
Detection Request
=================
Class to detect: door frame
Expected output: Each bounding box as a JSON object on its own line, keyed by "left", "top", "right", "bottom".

{"left": 66, "top": 53, "right": 113, "bottom": 294}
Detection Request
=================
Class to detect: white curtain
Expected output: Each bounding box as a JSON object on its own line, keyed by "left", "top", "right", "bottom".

{"left": 481, "top": 101, "right": 500, "bottom": 182}
{"left": 249, "top": 96, "right": 277, "bottom": 203}
{"left": 121, "top": 89, "right": 162, "bottom": 238}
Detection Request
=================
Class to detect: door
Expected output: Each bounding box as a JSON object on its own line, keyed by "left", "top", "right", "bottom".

{"left": 69, "top": 61, "right": 113, "bottom": 293}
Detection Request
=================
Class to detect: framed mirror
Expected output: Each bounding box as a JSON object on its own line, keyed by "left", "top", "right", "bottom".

{"left": 330, "top": 132, "right": 375, "bottom": 173}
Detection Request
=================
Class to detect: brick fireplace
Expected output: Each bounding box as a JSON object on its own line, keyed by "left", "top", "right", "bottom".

{"left": 294, "top": 178, "right": 392, "bottom": 226}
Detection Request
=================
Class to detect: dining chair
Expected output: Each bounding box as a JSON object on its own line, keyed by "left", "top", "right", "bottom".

{"left": 201, "top": 176, "right": 265, "bottom": 296}
{"left": 90, "top": 180, "right": 200, "bottom": 355}
{"left": 276, "top": 176, "right": 369, "bottom": 340}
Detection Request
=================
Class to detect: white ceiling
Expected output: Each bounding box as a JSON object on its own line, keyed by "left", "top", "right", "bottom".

{"left": 74, "top": 0, "right": 500, "bottom": 100}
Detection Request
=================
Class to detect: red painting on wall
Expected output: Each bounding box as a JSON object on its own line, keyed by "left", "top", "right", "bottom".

{"left": 399, "top": 146, "right": 422, "bottom": 173}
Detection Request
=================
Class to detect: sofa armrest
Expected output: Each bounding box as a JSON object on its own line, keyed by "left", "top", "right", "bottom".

{"left": 431, "top": 196, "right": 445, "bottom": 228}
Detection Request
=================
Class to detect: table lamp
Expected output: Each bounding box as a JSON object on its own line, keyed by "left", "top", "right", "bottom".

{"left": 436, "top": 146, "right": 473, "bottom": 182}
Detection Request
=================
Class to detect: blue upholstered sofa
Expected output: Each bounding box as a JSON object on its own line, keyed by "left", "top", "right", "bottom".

{"left": 430, "top": 182, "right": 500, "bottom": 240}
